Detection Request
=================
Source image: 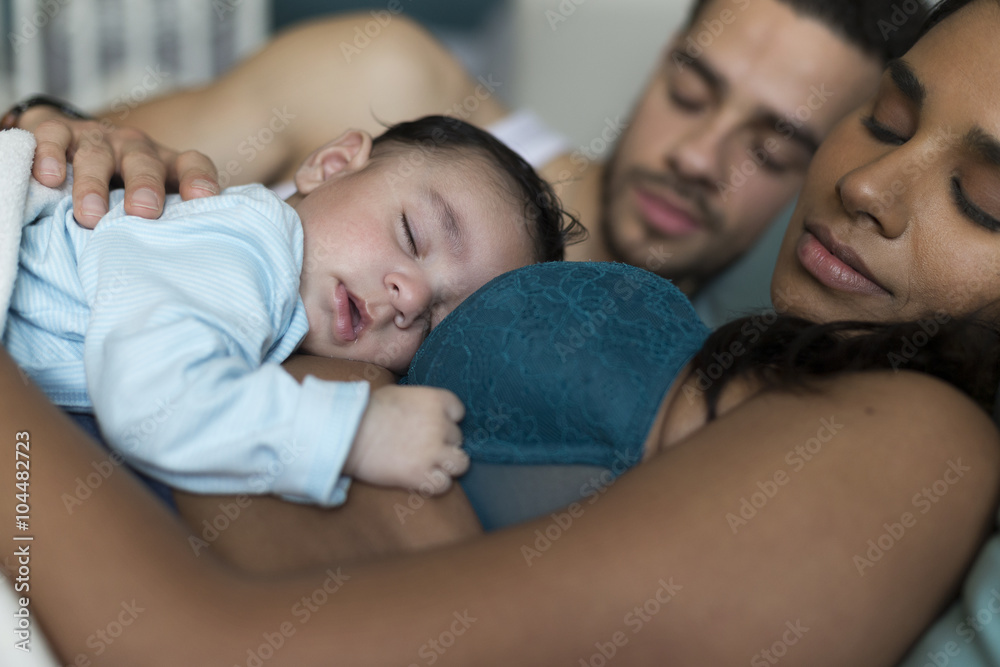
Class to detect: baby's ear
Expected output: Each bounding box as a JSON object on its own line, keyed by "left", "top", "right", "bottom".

{"left": 294, "top": 129, "right": 373, "bottom": 195}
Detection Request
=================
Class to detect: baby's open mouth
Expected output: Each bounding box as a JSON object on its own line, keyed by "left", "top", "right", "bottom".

{"left": 348, "top": 295, "right": 361, "bottom": 332}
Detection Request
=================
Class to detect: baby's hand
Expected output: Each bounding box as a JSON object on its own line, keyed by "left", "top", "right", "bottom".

{"left": 346, "top": 385, "right": 469, "bottom": 494}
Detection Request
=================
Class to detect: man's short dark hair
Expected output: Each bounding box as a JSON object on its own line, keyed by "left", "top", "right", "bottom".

{"left": 685, "top": 0, "right": 931, "bottom": 63}
{"left": 371, "top": 115, "right": 585, "bottom": 263}
{"left": 918, "top": 0, "right": 997, "bottom": 38}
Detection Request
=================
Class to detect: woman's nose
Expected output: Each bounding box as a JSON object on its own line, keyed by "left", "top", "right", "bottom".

{"left": 835, "top": 146, "right": 926, "bottom": 239}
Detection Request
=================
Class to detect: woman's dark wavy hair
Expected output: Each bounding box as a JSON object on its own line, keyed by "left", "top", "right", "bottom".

{"left": 693, "top": 315, "right": 1000, "bottom": 420}
{"left": 371, "top": 115, "right": 586, "bottom": 263}
{"left": 691, "top": 0, "right": 1000, "bottom": 423}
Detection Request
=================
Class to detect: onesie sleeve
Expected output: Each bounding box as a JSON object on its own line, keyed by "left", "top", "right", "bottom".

{"left": 79, "top": 187, "right": 366, "bottom": 506}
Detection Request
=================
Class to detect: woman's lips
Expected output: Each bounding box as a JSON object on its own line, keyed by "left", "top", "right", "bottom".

{"left": 634, "top": 187, "right": 701, "bottom": 237}
{"left": 333, "top": 283, "right": 357, "bottom": 342}
{"left": 796, "top": 229, "right": 891, "bottom": 297}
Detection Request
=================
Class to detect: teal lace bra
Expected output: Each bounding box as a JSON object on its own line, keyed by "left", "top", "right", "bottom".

{"left": 403, "top": 262, "right": 711, "bottom": 472}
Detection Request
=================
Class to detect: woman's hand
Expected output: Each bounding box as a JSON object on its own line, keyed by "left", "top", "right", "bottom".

{"left": 21, "top": 105, "right": 220, "bottom": 228}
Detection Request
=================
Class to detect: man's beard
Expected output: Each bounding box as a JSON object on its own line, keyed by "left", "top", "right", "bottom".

{"left": 598, "top": 140, "right": 723, "bottom": 268}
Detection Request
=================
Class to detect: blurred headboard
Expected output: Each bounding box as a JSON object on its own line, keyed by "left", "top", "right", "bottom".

{"left": 0, "top": 0, "right": 269, "bottom": 111}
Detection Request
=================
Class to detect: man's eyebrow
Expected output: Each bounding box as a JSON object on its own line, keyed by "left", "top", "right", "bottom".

{"left": 965, "top": 126, "right": 1000, "bottom": 168}
{"left": 670, "top": 49, "right": 818, "bottom": 154}
{"left": 886, "top": 58, "right": 926, "bottom": 108}
{"left": 429, "top": 188, "right": 465, "bottom": 257}
{"left": 668, "top": 49, "right": 727, "bottom": 96}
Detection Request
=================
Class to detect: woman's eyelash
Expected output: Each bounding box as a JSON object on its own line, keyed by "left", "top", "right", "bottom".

{"left": 861, "top": 115, "right": 906, "bottom": 146}
{"left": 951, "top": 178, "right": 1000, "bottom": 232}
{"left": 401, "top": 213, "right": 417, "bottom": 253}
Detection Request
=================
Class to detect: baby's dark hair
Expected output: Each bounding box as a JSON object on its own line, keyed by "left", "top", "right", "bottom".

{"left": 370, "top": 115, "right": 585, "bottom": 263}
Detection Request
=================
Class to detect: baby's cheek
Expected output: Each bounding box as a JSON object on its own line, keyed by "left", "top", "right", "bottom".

{"left": 385, "top": 332, "right": 424, "bottom": 374}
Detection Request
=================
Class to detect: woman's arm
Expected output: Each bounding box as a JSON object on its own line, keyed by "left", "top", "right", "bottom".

{"left": 174, "top": 354, "right": 484, "bottom": 573}
{"left": 2, "top": 345, "right": 996, "bottom": 665}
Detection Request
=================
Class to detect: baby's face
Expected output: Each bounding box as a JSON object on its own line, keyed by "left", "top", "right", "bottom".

{"left": 295, "top": 150, "right": 534, "bottom": 374}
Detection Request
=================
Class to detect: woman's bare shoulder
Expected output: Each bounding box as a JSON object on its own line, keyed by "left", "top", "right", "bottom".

{"left": 804, "top": 370, "right": 1000, "bottom": 449}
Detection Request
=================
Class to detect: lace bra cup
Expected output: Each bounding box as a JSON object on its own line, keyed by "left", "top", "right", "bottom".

{"left": 403, "top": 262, "right": 711, "bottom": 472}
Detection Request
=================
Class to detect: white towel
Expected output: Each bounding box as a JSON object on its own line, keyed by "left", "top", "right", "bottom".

{"left": 0, "top": 129, "right": 72, "bottom": 333}
{"left": 0, "top": 129, "right": 74, "bottom": 666}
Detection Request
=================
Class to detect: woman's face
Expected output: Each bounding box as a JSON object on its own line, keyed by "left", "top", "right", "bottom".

{"left": 771, "top": 0, "right": 1000, "bottom": 324}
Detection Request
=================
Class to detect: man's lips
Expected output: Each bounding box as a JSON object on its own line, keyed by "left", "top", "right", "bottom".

{"left": 633, "top": 187, "right": 702, "bottom": 237}
{"left": 332, "top": 284, "right": 367, "bottom": 342}
{"left": 796, "top": 224, "right": 892, "bottom": 297}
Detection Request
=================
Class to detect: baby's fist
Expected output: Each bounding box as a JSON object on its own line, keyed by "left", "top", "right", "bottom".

{"left": 346, "top": 385, "right": 468, "bottom": 494}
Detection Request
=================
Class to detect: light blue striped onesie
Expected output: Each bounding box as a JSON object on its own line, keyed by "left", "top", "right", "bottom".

{"left": 3, "top": 184, "right": 368, "bottom": 506}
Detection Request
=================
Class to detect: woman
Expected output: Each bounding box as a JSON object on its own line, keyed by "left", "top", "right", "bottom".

{"left": 2, "top": 1, "right": 1000, "bottom": 665}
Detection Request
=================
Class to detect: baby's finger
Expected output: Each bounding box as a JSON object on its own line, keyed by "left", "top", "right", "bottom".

{"left": 172, "top": 149, "right": 220, "bottom": 201}
{"left": 428, "top": 470, "right": 454, "bottom": 495}
{"left": 31, "top": 119, "right": 72, "bottom": 188}
{"left": 442, "top": 447, "right": 470, "bottom": 477}
{"left": 441, "top": 421, "right": 464, "bottom": 449}
{"left": 439, "top": 390, "right": 465, "bottom": 423}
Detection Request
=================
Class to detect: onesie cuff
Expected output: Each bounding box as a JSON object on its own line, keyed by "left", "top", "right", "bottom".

{"left": 277, "top": 375, "right": 369, "bottom": 507}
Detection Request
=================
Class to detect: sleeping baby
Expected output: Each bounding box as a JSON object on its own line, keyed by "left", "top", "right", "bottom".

{"left": 4, "top": 115, "right": 573, "bottom": 506}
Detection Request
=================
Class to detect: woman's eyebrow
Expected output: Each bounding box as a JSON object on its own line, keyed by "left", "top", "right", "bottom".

{"left": 886, "top": 58, "right": 926, "bottom": 107}
{"left": 965, "top": 126, "right": 1000, "bottom": 168}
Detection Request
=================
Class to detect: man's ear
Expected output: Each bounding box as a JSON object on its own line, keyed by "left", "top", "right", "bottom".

{"left": 294, "top": 129, "right": 373, "bottom": 195}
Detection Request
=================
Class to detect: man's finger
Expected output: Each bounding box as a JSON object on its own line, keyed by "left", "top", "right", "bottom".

{"left": 70, "top": 135, "right": 116, "bottom": 228}
{"left": 119, "top": 137, "right": 168, "bottom": 219}
{"left": 172, "top": 149, "right": 220, "bottom": 201}
{"left": 31, "top": 119, "right": 73, "bottom": 188}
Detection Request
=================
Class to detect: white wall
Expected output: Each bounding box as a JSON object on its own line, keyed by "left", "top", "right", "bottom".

{"left": 509, "top": 0, "right": 687, "bottom": 152}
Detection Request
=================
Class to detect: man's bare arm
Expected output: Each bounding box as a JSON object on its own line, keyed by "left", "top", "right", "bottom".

{"left": 16, "top": 13, "right": 508, "bottom": 223}
{"left": 120, "top": 13, "right": 509, "bottom": 186}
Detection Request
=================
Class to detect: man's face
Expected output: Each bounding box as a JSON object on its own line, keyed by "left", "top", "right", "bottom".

{"left": 601, "top": 0, "right": 883, "bottom": 293}
{"left": 295, "top": 148, "right": 534, "bottom": 374}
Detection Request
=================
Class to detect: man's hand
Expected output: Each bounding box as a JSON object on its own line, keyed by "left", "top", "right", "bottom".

{"left": 21, "top": 105, "right": 220, "bottom": 228}
{"left": 347, "top": 385, "right": 469, "bottom": 494}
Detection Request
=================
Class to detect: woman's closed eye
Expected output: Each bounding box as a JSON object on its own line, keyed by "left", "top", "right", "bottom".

{"left": 951, "top": 177, "right": 1000, "bottom": 232}
{"left": 861, "top": 114, "right": 907, "bottom": 146}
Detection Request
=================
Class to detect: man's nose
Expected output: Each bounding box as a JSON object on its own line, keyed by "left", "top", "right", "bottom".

{"left": 667, "top": 113, "right": 730, "bottom": 186}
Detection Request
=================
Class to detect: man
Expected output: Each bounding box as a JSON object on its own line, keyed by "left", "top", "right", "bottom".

{"left": 18, "top": 0, "right": 921, "bottom": 300}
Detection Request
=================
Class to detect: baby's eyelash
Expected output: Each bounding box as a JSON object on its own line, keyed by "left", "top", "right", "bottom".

{"left": 401, "top": 213, "right": 417, "bottom": 254}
